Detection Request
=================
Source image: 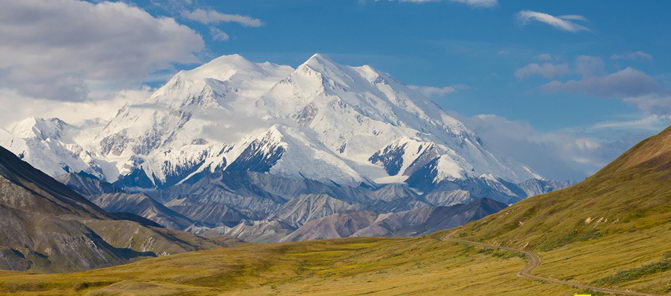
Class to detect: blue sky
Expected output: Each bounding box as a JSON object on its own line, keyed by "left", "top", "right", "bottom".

{"left": 1, "top": 0, "right": 670, "bottom": 180}
{"left": 137, "top": 0, "right": 671, "bottom": 131}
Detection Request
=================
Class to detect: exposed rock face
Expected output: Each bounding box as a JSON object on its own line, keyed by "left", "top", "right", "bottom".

{"left": 281, "top": 211, "right": 379, "bottom": 242}
{"left": 269, "top": 194, "right": 362, "bottom": 228}
{"left": 90, "top": 193, "right": 196, "bottom": 230}
{"left": 193, "top": 220, "right": 296, "bottom": 243}
{"left": 281, "top": 198, "right": 507, "bottom": 242}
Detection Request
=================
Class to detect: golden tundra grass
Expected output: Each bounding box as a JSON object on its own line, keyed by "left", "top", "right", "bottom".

{"left": 0, "top": 235, "right": 578, "bottom": 296}
{"left": 6, "top": 228, "right": 670, "bottom": 296}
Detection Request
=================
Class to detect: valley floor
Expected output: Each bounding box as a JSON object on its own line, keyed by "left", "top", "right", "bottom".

{"left": 0, "top": 227, "right": 669, "bottom": 295}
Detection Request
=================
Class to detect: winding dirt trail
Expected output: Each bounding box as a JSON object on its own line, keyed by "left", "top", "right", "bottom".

{"left": 443, "top": 231, "right": 663, "bottom": 296}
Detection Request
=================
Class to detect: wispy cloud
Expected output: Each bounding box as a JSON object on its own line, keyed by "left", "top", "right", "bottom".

{"left": 0, "top": 87, "right": 154, "bottom": 128}
{"left": 449, "top": 0, "right": 497, "bottom": 8}
{"left": 592, "top": 114, "right": 670, "bottom": 130}
{"left": 542, "top": 68, "right": 660, "bottom": 98}
{"left": 611, "top": 51, "right": 653, "bottom": 61}
{"left": 182, "top": 8, "right": 263, "bottom": 27}
{"left": 575, "top": 55, "right": 605, "bottom": 77}
{"left": 375, "top": 0, "right": 497, "bottom": 8}
{"left": 535, "top": 53, "right": 557, "bottom": 61}
{"left": 515, "top": 63, "right": 570, "bottom": 79}
{"left": 408, "top": 85, "right": 461, "bottom": 97}
{"left": 623, "top": 95, "right": 671, "bottom": 115}
{"left": 520, "top": 55, "right": 671, "bottom": 117}
{"left": 459, "top": 113, "right": 659, "bottom": 180}
{"left": 209, "top": 27, "right": 230, "bottom": 41}
{"left": 517, "top": 10, "right": 590, "bottom": 32}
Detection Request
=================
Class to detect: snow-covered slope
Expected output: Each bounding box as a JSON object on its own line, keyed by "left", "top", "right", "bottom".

{"left": 0, "top": 53, "right": 552, "bottom": 200}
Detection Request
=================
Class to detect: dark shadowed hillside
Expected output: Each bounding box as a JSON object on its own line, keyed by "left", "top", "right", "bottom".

{"left": 0, "top": 146, "right": 238, "bottom": 272}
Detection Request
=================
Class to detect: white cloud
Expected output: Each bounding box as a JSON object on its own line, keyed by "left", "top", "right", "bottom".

{"left": 209, "top": 27, "right": 230, "bottom": 41}
{"left": 575, "top": 55, "right": 605, "bottom": 77}
{"left": 535, "top": 53, "right": 557, "bottom": 61}
{"left": 449, "top": 0, "right": 497, "bottom": 8}
{"left": 0, "top": 87, "right": 153, "bottom": 128}
{"left": 622, "top": 95, "right": 671, "bottom": 115}
{"left": 376, "top": 0, "right": 497, "bottom": 7}
{"left": 557, "top": 14, "right": 588, "bottom": 22}
{"left": 539, "top": 60, "right": 671, "bottom": 116}
{"left": 497, "top": 50, "right": 511, "bottom": 56}
{"left": 592, "top": 114, "right": 671, "bottom": 130}
{"left": 611, "top": 51, "right": 653, "bottom": 61}
{"left": 182, "top": 8, "right": 263, "bottom": 27}
{"left": 515, "top": 63, "right": 570, "bottom": 79}
{"left": 460, "top": 113, "right": 662, "bottom": 180}
{"left": 408, "top": 85, "right": 459, "bottom": 97}
{"left": 0, "top": 0, "right": 204, "bottom": 101}
{"left": 517, "top": 10, "right": 590, "bottom": 32}
{"left": 542, "top": 68, "right": 660, "bottom": 98}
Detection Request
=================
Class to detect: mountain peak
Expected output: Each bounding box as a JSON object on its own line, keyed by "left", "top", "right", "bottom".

{"left": 301, "top": 53, "right": 339, "bottom": 70}
{"left": 10, "top": 117, "right": 67, "bottom": 140}
{"left": 306, "top": 53, "right": 330, "bottom": 62}
{"left": 181, "top": 54, "right": 259, "bottom": 81}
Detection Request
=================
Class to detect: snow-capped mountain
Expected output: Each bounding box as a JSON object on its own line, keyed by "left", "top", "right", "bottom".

{"left": 1, "top": 54, "right": 541, "bottom": 187}
{"left": 0, "top": 53, "right": 569, "bottom": 238}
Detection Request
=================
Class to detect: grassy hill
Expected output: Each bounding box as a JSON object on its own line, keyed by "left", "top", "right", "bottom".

{"left": 2, "top": 127, "right": 671, "bottom": 295}
{"left": 459, "top": 126, "right": 671, "bottom": 250}
{"left": 450, "top": 126, "right": 671, "bottom": 294}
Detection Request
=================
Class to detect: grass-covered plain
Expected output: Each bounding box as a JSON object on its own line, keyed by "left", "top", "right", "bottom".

{"left": 4, "top": 228, "right": 670, "bottom": 296}
{"left": 0, "top": 235, "right": 578, "bottom": 296}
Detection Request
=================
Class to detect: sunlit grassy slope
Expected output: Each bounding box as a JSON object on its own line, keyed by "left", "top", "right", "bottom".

{"left": 456, "top": 126, "right": 671, "bottom": 294}
{"left": 3, "top": 127, "right": 671, "bottom": 295}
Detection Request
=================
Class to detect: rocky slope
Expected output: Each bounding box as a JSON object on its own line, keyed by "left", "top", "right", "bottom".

{"left": 193, "top": 197, "right": 506, "bottom": 242}
{"left": 0, "top": 145, "right": 236, "bottom": 272}
{"left": 281, "top": 198, "right": 507, "bottom": 241}
{"left": 89, "top": 193, "right": 196, "bottom": 230}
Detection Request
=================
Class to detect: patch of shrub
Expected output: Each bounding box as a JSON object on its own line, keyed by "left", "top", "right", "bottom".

{"left": 592, "top": 259, "right": 671, "bottom": 286}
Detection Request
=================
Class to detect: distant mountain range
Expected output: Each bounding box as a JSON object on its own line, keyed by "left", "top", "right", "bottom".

{"left": 0, "top": 54, "right": 570, "bottom": 242}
